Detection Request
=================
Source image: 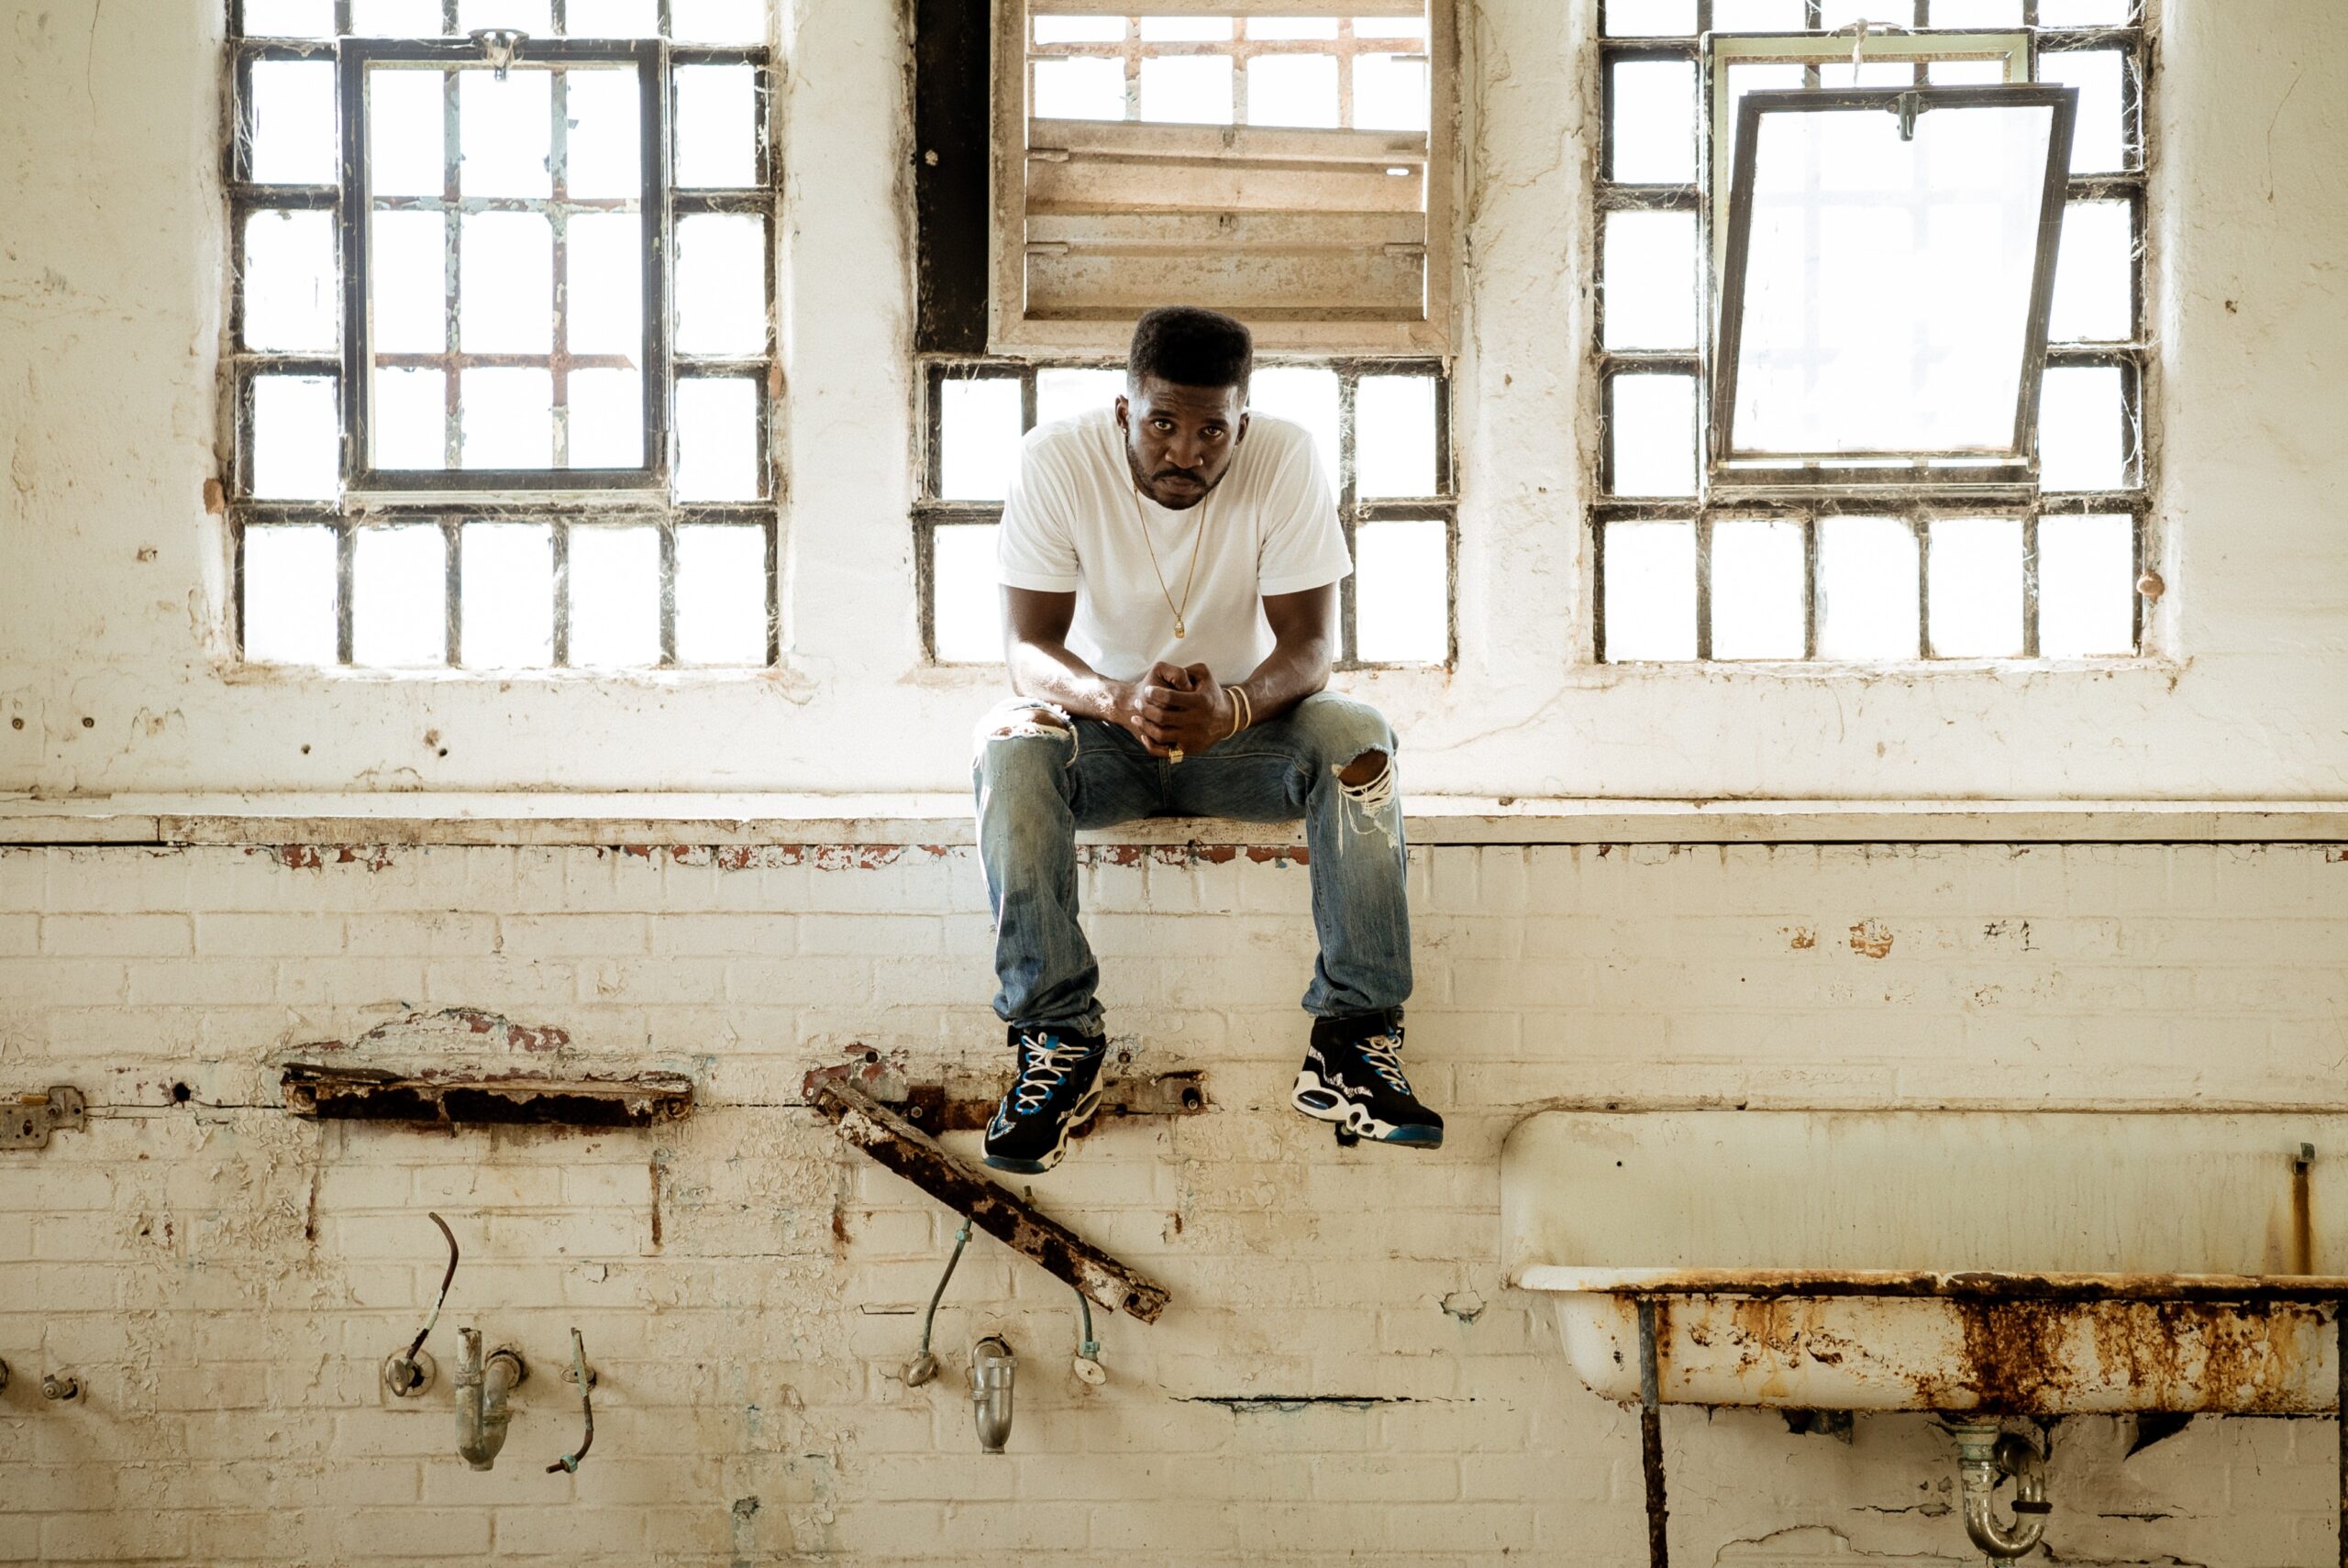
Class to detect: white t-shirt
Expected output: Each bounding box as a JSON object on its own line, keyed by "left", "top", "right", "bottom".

{"left": 996, "top": 405, "right": 1353, "bottom": 685}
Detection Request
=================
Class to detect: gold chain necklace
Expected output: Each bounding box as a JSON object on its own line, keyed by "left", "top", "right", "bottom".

{"left": 1133, "top": 481, "right": 1210, "bottom": 640}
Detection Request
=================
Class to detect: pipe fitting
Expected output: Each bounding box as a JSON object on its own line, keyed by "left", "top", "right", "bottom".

{"left": 40, "top": 1372, "right": 79, "bottom": 1403}
{"left": 453, "top": 1329, "right": 526, "bottom": 1471}
{"left": 1950, "top": 1422, "right": 2050, "bottom": 1559}
{"left": 969, "top": 1335, "right": 1015, "bottom": 1453}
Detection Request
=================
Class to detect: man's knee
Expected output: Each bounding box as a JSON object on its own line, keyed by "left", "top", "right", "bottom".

{"left": 973, "top": 701, "right": 1077, "bottom": 769}
{"left": 1292, "top": 694, "right": 1397, "bottom": 776}
{"left": 1336, "top": 749, "right": 1389, "bottom": 789}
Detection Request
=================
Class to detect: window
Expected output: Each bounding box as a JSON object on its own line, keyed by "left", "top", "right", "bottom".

{"left": 1592, "top": 0, "right": 2152, "bottom": 663}
{"left": 915, "top": 361, "right": 1455, "bottom": 668}
{"left": 225, "top": 1, "right": 779, "bottom": 669}
{"left": 986, "top": 5, "right": 1457, "bottom": 354}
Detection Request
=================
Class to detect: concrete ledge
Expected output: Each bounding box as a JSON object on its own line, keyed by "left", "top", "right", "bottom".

{"left": 4, "top": 793, "right": 2347, "bottom": 846}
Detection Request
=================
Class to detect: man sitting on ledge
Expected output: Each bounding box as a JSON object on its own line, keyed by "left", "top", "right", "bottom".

{"left": 971, "top": 304, "right": 1441, "bottom": 1174}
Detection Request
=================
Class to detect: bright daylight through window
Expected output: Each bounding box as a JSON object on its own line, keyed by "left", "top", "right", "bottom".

{"left": 1594, "top": 0, "right": 2151, "bottom": 664}
{"left": 227, "top": 0, "right": 777, "bottom": 670}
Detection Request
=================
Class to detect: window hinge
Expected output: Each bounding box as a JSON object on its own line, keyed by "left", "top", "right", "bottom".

{"left": 3, "top": 1087, "right": 86, "bottom": 1152}
{"left": 1892, "top": 89, "right": 1925, "bottom": 142}
{"left": 468, "top": 28, "right": 528, "bottom": 79}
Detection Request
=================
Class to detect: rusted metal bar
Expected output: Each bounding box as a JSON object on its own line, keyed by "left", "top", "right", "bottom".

{"left": 1568, "top": 1268, "right": 2348, "bottom": 1305}
{"left": 1637, "top": 1297, "right": 1669, "bottom": 1568}
{"left": 2338, "top": 1303, "right": 2345, "bottom": 1568}
{"left": 803, "top": 1058, "right": 1207, "bottom": 1136}
{"left": 280, "top": 1064, "right": 692, "bottom": 1127}
{"left": 809, "top": 1077, "right": 1171, "bottom": 1325}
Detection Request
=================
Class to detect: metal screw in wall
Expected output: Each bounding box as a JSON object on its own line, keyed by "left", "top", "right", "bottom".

{"left": 41, "top": 1373, "right": 80, "bottom": 1403}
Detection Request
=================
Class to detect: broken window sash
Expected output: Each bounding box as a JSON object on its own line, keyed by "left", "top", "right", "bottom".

{"left": 1710, "top": 83, "right": 2077, "bottom": 491}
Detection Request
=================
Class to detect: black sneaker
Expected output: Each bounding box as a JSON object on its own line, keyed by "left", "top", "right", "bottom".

{"left": 982, "top": 1025, "right": 1109, "bottom": 1175}
{"left": 1291, "top": 1011, "right": 1444, "bottom": 1149}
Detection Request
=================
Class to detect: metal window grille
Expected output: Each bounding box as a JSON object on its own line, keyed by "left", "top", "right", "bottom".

{"left": 224, "top": 0, "right": 780, "bottom": 669}
{"left": 1591, "top": 0, "right": 2154, "bottom": 664}
{"left": 914, "top": 359, "right": 1456, "bottom": 668}
{"left": 1025, "top": 11, "right": 1431, "bottom": 129}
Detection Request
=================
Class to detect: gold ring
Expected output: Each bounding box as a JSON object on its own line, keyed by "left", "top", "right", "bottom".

{"left": 1169, "top": 747, "right": 1185, "bottom": 765}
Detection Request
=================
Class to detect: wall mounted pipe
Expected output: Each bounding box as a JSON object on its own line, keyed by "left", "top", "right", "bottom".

{"left": 969, "top": 1336, "right": 1015, "bottom": 1453}
{"left": 1949, "top": 1423, "right": 2050, "bottom": 1559}
{"left": 454, "top": 1330, "right": 526, "bottom": 1472}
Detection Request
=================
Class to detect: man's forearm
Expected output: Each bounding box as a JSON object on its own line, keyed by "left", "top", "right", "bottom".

{"left": 1231, "top": 633, "right": 1334, "bottom": 728}
{"left": 1008, "top": 638, "right": 1135, "bottom": 727}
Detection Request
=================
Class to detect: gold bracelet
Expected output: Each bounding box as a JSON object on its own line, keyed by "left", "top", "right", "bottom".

{"left": 1227, "top": 683, "right": 1253, "bottom": 738}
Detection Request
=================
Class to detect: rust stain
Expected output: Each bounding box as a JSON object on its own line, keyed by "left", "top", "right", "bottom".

{"left": 1786, "top": 926, "right": 1816, "bottom": 950}
{"left": 1848, "top": 920, "right": 1895, "bottom": 959}
{"left": 248, "top": 845, "right": 393, "bottom": 871}
{"left": 648, "top": 1153, "right": 664, "bottom": 1252}
{"left": 2290, "top": 1149, "right": 2315, "bottom": 1276}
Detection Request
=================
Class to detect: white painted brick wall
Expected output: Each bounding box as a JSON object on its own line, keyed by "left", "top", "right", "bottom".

{"left": 2, "top": 841, "right": 2345, "bottom": 1562}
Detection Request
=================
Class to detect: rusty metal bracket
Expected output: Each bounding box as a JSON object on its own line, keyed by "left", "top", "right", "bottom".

{"left": 2, "top": 1087, "right": 87, "bottom": 1151}
{"left": 803, "top": 1058, "right": 1207, "bottom": 1138}
{"left": 281, "top": 1065, "right": 692, "bottom": 1129}
{"left": 1637, "top": 1297, "right": 1669, "bottom": 1568}
{"left": 809, "top": 1077, "right": 1170, "bottom": 1325}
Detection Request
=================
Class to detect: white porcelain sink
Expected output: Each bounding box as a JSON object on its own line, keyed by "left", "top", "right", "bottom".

{"left": 1502, "top": 1110, "right": 2348, "bottom": 1414}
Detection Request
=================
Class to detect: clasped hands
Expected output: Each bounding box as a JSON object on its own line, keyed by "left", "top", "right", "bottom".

{"left": 1122, "top": 662, "right": 1237, "bottom": 761}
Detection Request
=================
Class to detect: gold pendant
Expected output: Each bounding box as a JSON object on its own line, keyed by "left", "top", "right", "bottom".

{"left": 1174, "top": 621, "right": 1186, "bottom": 638}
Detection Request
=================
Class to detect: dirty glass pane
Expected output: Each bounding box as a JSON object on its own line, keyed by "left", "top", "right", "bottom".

{"left": 251, "top": 375, "right": 341, "bottom": 500}
{"left": 674, "top": 214, "right": 768, "bottom": 357}
{"left": 1247, "top": 367, "right": 1339, "bottom": 503}
{"left": 1247, "top": 55, "right": 1338, "bottom": 129}
{"left": 459, "top": 213, "right": 553, "bottom": 354}
{"left": 1140, "top": 56, "right": 1234, "bottom": 125}
{"left": 1036, "top": 367, "right": 1124, "bottom": 427}
{"left": 2040, "top": 50, "right": 2126, "bottom": 172}
{"left": 2038, "top": 364, "right": 2126, "bottom": 491}
{"left": 372, "top": 368, "right": 446, "bottom": 469}
{"left": 249, "top": 60, "right": 338, "bottom": 186}
{"left": 241, "top": 0, "right": 334, "bottom": 38}
{"left": 669, "top": 0, "right": 767, "bottom": 44}
{"left": 1711, "top": 0, "right": 1807, "bottom": 25}
{"left": 565, "top": 0, "right": 660, "bottom": 35}
{"left": 1927, "top": 59, "right": 2010, "bottom": 87}
{"left": 1818, "top": 59, "right": 1921, "bottom": 91}
{"left": 2037, "top": 513, "right": 2133, "bottom": 657}
{"left": 366, "top": 68, "right": 446, "bottom": 199}
{"left": 1250, "top": 19, "right": 1337, "bottom": 40}
{"left": 674, "top": 378, "right": 762, "bottom": 501}
{"left": 243, "top": 210, "right": 338, "bottom": 353}
{"left": 1927, "top": 516, "right": 2023, "bottom": 657}
{"left": 1603, "top": 0, "right": 1697, "bottom": 38}
{"left": 676, "top": 526, "right": 770, "bottom": 665}
{"left": 1601, "top": 521, "right": 1696, "bottom": 661}
{"left": 1355, "top": 53, "right": 1429, "bottom": 133}
{"left": 1609, "top": 60, "right": 1696, "bottom": 184}
{"left": 565, "top": 212, "right": 644, "bottom": 357}
{"left": 566, "top": 369, "right": 645, "bottom": 469}
{"left": 1608, "top": 373, "right": 1697, "bottom": 498}
{"left": 1035, "top": 58, "right": 1127, "bottom": 120}
{"left": 2036, "top": 0, "right": 2133, "bottom": 25}
{"left": 352, "top": 525, "right": 448, "bottom": 667}
{"left": 1353, "top": 17, "right": 1426, "bottom": 40}
{"left": 1819, "top": 1, "right": 1914, "bottom": 28}
{"left": 1602, "top": 211, "right": 1698, "bottom": 352}
{"left": 1140, "top": 17, "right": 1232, "bottom": 40}
{"left": 1709, "top": 518, "right": 1805, "bottom": 660}
{"left": 460, "top": 367, "right": 553, "bottom": 469}
{"left": 242, "top": 526, "right": 339, "bottom": 664}
{"left": 1728, "top": 97, "right": 2058, "bottom": 458}
{"left": 1356, "top": 376, "right": 1437, "bottom": 499}
{"left": 564, "top": 66, "right": 644, "bottom": 200}
{"left": 460, "top": 68, "right": 552, "bottom": 199}
{"left": 349, "top": 0, "right": 441, "bottom": 33}
{"left": 938, "top": 378, "right": 1024, "bottom": 501}
{"left": 568, "top": 526, "right": 660, "bottom": 666}
{"left": 458, "top": 0, "right": 551, "bottom": 29}
{"left": 676, "top": 64, "right": 759, "bottom": 188}
{"left": 371, "top": 210, "right": 447, "bottom": 354}
{"left": 932, "top": 524, "right": 1004, "bottom": 664}
{"left": 1926, "top": 0, "right": 2023, "bottom": 22}
{"left": 460, "top": 523, "right": 555, "bottom": 668}
{"left": 1354, "top": 521, "right": 1447, "bottom": 663}
{"left": 1035, "top": 17, "right": 1125, "bottom": 44}
{"left": 1817, "top": 516, "right": 1921, "bottom": 659}
{"left": 2050, "top": 199, "right": 2132, "bottom": 342}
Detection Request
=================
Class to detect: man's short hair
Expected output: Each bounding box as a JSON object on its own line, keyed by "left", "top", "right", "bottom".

{"left": 1128, "top": 305, "right": 1253, "bottom": 393}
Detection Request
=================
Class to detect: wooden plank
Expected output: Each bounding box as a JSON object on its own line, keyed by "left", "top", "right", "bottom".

{"left": 1026, "top": 208, "right": 1425, "bottom": 249}
{"left": 1030, "top": 156, "right": 1423, "bottom": 214}
{"left": 1028, "top": 247, "right": 1424, "bottom": 317}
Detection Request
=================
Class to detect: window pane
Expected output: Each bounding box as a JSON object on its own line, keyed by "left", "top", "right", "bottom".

{"left": 2039, "top": 364, "right": 2126, "bottom": 491}
{"left": 669, "top": 0, "right": 767, "bottom": 44}
{"left": 1246, "top": 55, "right": 1338, "bottom": 129}
{"left": 2050, "top": 199, "right": 2132, "bottom": 342}
{"left": 1601, "top": 210, "right": 1698, "bottom": 352}
{"left": 350, "top": 0, "right": 441, "bottom": 33}
{"left": 371, "top": 209, "right": 448, "bottom": 354}
{"left": 243, "top": 210, "right": 337, "bottom": 353}
{"left": 242, "top": 526, "right": 338, "bottom": 664}
{"left": 1354, "top": 521, "right": 1447, "bottom": 664}
{"left": 241, "top": 0, "right": 334, "bottom": 38}
{"left": 2038, "top": 513, "right": 2134, "bottom": 657}
{"left": 1609, "top": 60, "right": 1696, "bottom": 184}
{"left": 674, "top": 214, "right": 769, "bottom": 357}
{"left": 676, "top": 64, "right": 759, "bottom": 188}
{"left": 1140, "top": 56, "right": 1234, "bottom": 125}
{"left": 2040, "top": 50, "right": 2127, "bottom": 173}
{"left": 1248, "top": 367, "right": 1339, "bottom": 503}
{"left": 565, "top": 0, "right": 660, "bottom": 35}
{"left": 1603, "top": 0, "right": 1697, "bottom": 37}
{"left": 460, "top": 213, "right": 553, "bottom": 354}
{"left": 568, "top": 526, "right": 660, "bottom": 666}
{"left": 1729, "top": 98, "right": 2059, "bottom": 458}
{"left": 676, "top": 526, "right": 770, "bottom": 665}
{"left": 1035, "top": 58, "right": 1127, "bottom": 120}
{"left": 1036, "top": 368, "right": 1124, "bottom": 427}
{"left": 460, "top": 523, "right": 554, "bottom": 668}
{"left": 564, "top": 65, "right": 644, "bottom": 200}
{"left": 460, "top": 367, "right": 553, "bottom": 469}
{"left": 1035, "top": 17, "right": 1125, "bottom": 44}
{"left": 933, "top": 525, "right": 1003, "bottom": 663}
{"left": 365, "top": 67, "right": 446, "bottom": 199}
{"left": 1608, "top": 374, "right": 1697, "bottom": 498}
{"left": 1710, "top": 518, "right": 1805, "bottom": 660}
{"left": 1353, "top": 17, "right": 1426, "bottom": 40}
{"left": 1354, "top": 53, "right": 1429, "bottom": 133}
{"left": 1928, "top": 59, "right": 2011, "bottom": 87}
{"left": 352, "top": 525, "right": 448, "bottom": 668}
{"left": 674, "top": 378, "right": 762, "bottom": 501}
{"left": 249, "top": 60, "right": 338, "bottom": 186}
{"left": 566, "top": 368, "right": 645, "bottom": 469}
{"left": 1927, "top": 516, "right": 2023, "bottom": 657}
{"left": 1820, "top": 1, "right": 1913, "bottom": 27}
{"left": 251, "top": 375, "right": 340, "bottom": 500}
{"left": 1711, "top": 0, "right": 1807, "bottom": 25}
{"left": 2036, "top": 0, "right": 2133, "bottom": 25}
{"left": 372, "top": 368, "right": 446, "bottom": 469}
{"left": 1249, "top": 19, "right": 1337, "bottom": 40}
{"left": 1926, "top": 0, "right": 2023, "bottom": 21}
{"left": 459, "top": 68, "right": 551, "bottom": 199}
{"left": 1722, "top": 62, "right": 1804, "bottom": 178}
{"left": 566, "top": 212, "right": 645, "bottom": 356}
{"left": 1355, "top": 376, "right": 1437, "bottom": 499}
{"left": 459, "top": 0, "right": 551, "bottom": 29}
{"left": 938, "top": 378, "right": 1024, "bottom": 502}
{"left": 1140, "top": 17, "right": 1232, "bottom": 40}
{"left": 1601, "top": 521, "right": 1696, "bottom": 661}
{"left": 1817, "top": 516, "right": 1920, "bottom": 659}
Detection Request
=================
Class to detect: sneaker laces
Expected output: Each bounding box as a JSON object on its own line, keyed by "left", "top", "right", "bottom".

{"left": 1356, "top": 1032, "right": 1413, "bottom": 1097}
{"left": 1011, "top": 1034, "right": 1098, "bottom": 1114}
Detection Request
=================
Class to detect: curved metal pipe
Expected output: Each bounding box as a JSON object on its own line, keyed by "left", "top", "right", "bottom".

{"left": 454, "top": 1330, "right": 526, "bottom": 1471}
{"left": 1951, "top": 1423, "right": 2049, "bottom": 1559}
{"left": 969, "top": 1335, "right": 1015, "bottom": 1453}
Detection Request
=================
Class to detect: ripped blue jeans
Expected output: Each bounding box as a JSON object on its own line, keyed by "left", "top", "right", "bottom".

{"left": 972, "top": 690, "right": 1412, "bottom": 1035}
